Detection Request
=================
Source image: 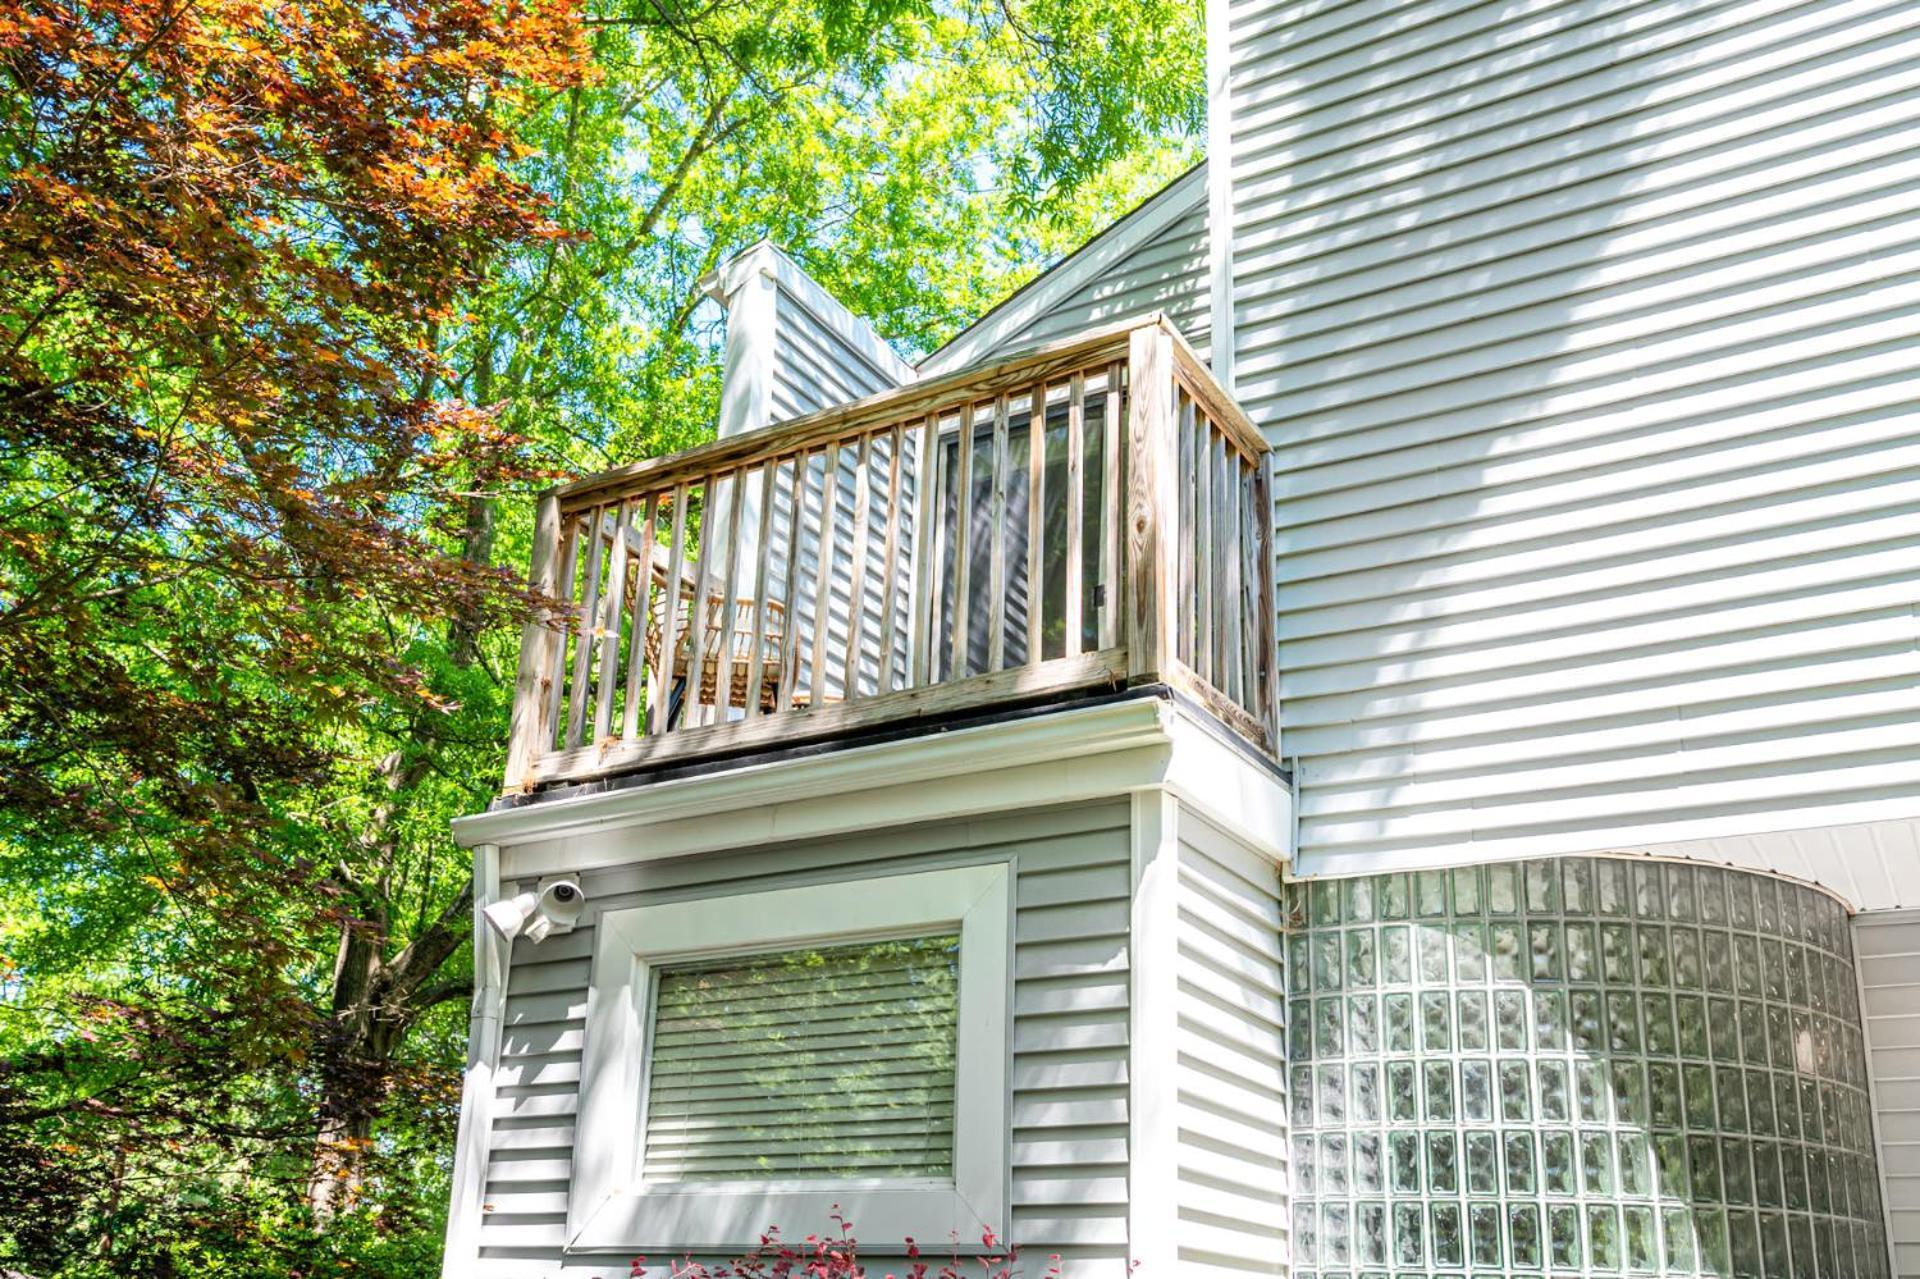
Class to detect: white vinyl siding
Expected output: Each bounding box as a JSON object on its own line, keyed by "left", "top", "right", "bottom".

{"left": 473, "top": 802, "right": 1133, "bottom": 1277}
{"left": 1221, "top": 0, "right": 1920, "bottom": 872}
{"left": 642, "top": 936, "right": 960, "bottom": 1182}
{"left": 1859, "top": 908, "right": 1920, "bottom": 1278}
{"left": 1003, "top": 200, "right": 1212, "bottom": 359}
{"left": 770, "top": 284, "right": 899, "bottom": 423}
{"left": 923, "top": 171, "right": 1212, "bottom": 374}
{"left": 1176, "top": 809, "right": 1288, "bottom": 1275}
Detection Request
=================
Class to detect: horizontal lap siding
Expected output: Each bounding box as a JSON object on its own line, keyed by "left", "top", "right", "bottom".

{"left": 1175, "top": 811, "right": 1288, "bottom": 1276}
{"left": 1859, "top": 909, "right": 1920, "bottom": 1277}
{"left": 769, "top": 286, "right": 899, "bottom": 423}
{"left": 475, "top": 802, "right": 1133, "bottom": 1277}
{"left": 1223, "top": 0, "right": 1920, "bottom": 870}
{"left": 1007, "top": 200, "right": 1213, "bottom": 360}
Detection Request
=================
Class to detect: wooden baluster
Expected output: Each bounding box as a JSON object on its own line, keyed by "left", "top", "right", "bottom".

{"left": 809, "top": 442, "right": 840, "bottom": 707}
{"left": 842, "top": 431, "right": 873, "bottom": 701}
{"left": 1125, "top": 325, "right": 1177, "bottom": 681}
{"left": 1241, "top": 460, "right": 1260, "bottom": 716}
{"left": 1222, "top": 448, "right": 1244, "bottom": 708}
{"left": 565, "top": 503, "right": 608, "bottom": 750}
{"left": 987, "top": 394, "right": 1010, "bottom": 673}
{"left": 949, "top": 405, "right": 975, "bottom": 680}
{"left": 1026, "top": 382, "right": 1046, "bottom": 666}
{"left": 743, "top": 463, "right": 777, "bottom": 719}
{"left": 1176, "top": 390, "right": 1196, "bottom": 668}
{"left": 623, "top": 493, "right": 657, "bottom": 739}
{"left": 909, "top": 414, "right": 940, "bottom": 689}
{"left": 712, "top": 467, "right": 747, "bottom": 723}
{"left": 1064, "top": 373, "right": 1085, "bottom": 659}
{"left": 541, "top": 512, "right": 582, "bottom": 747}
{"left": 877, "top": 423, "right": 906, "bottom": 695}
{"left": 1195, "top": 420, "right": 1215, "bottom": 687}
{"left": 1212, "top": 432, "right": 1230, "bottom": 686}
{"left": 777, "top": 455, "right": 807, "bottom": 712}
{"left": 503, "top": 492, "right": 564, "bottom": 791}
{"left": 1253, "top": 452, "right": 1279, "bottom": 752}
{"left": 1100, "top": 361, "right": 1122, "bottom": 650}
{"left": 686, "top": 478, "right": 718, "bottom": 729}
{"left": 658, "top": 482, "right": 690, "bottom": 732}
{"left": 592, "top": 498, "right": 632, "bottom": 743}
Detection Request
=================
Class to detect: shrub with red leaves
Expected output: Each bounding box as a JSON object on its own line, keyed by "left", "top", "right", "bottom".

{"left": 625, "top": 1209, "right": 1067, "bottom": 1279}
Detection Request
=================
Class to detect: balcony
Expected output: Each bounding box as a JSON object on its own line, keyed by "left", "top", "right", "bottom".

{"left": 501, "top": 315, "right": 1275, "bottom": 794}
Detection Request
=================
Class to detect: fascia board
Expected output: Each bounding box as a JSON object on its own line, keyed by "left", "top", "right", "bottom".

{"left": 455, "top": 697, "right": 1176, "bottom": 863}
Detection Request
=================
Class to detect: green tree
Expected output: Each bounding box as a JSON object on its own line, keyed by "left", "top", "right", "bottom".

{"left": 0, "top": 0, "right": 1201, "bottom": 1267}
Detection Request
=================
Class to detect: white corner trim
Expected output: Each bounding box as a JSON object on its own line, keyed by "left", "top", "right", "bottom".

{"left": 705, "top": 239, "right": 915, "bottom": 389}
{"left": 1127, "top": 790, "right": 1180, "bottom": 1274}
{"left": 918, "top": 164, "right": 1208, "bottom": 378}
{"left": 568, "top": 862, "right": 1011, "bottom": 1254}
{"left": 439, "top": 843, "right": 506, "bottom": 1278}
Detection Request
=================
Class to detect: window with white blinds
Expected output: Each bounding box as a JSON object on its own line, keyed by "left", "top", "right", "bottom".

{"left": 642, "top": 934, "right": 961, "bottom": 1182}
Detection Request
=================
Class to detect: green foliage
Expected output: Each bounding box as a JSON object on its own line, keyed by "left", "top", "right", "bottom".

{"left": 0, "top": 0, "right": 1200, "bottom": 1268}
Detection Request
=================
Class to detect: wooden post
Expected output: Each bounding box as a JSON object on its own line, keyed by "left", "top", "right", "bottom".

{"left": 502, "top": 493, "right": 563, "bottom": 792}
{"left": 1124, "top": 323, "right": 1178, "bottom": 682}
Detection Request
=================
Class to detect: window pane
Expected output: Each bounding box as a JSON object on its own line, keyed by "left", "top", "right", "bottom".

{"left": 643, "top": 934, "right": 959, "bottom": 1181}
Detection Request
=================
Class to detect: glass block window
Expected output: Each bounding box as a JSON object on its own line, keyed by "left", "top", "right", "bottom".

{"left": 642, "top": 934, "right": 959, "bottom": 1181}
{"left": 1284, "top": 857, "right": 1890, "bottom": 1279}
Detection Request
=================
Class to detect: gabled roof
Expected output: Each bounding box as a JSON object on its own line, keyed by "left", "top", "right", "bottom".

{"left": 917, "top": 161, "right": 1207, "bottom": 377}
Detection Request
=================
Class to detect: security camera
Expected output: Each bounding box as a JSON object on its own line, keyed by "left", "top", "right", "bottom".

{"left": 483, "top": 877, "right": 586, "bottom": 944}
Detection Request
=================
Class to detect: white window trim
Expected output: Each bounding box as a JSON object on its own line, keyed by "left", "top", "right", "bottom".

{"left": 567, "top": 862, "right": 1011, "bottom": 1254}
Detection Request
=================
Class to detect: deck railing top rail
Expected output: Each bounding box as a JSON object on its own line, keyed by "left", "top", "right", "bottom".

{"left": 502, "top": 313, "right": 1275, "bottom": 794}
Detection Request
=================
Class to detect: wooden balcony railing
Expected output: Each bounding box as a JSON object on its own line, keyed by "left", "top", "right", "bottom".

{"left": 502, "top": 315, "right": 1275, "bottom": 792}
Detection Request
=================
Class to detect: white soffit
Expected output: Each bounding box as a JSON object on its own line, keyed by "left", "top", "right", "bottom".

{"left": 917, "top": 162, "right": 1208, "bottom": 378}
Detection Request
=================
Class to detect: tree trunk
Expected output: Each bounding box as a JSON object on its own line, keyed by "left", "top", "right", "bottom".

{"left": 308, "top": 360, "right": 499, "bottom": 1224}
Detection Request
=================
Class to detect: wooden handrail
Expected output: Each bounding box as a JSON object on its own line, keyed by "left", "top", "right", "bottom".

{"left": 501, "top": 314, "right": 1275, "bottom": 793}
{"left": 553, "top": 316, "right": 1147, "bottom": 513}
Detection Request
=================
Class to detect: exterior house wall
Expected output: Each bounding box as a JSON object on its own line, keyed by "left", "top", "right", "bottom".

{"left": 705, "top": 245, "right": 918, "bottom": 703}
{"left": 1217, "top": 0, "right": 1920, "bottom": 874}
{"left": 997, "top": 200, "right": 1211, "bottom": 359}
{"left": 470, "top": 801, "right": 1135, "bottom": 1277}
{"left": 769, "top": 282, "right": 902, "bottom": 423}
{"left": 1858, "top": 908, "right": 1920, "bottom": 1277}
{"left": 1174, "top": 808, "right": 1289, "bottom": 1275}
{"left": 919, "top": 166, "right": 1211, "bottom": 376}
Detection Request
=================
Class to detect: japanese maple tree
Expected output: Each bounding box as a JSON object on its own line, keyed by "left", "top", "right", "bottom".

{"left": 0, "top": 0, "right": 587, "bottom": 1254}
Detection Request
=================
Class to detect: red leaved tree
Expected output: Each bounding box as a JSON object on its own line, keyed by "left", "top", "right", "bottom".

{"left": 0, "top": 0, "right": 588, "bottom": 1240}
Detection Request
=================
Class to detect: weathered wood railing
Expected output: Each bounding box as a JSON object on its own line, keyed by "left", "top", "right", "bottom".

{"left": 502, "top": 315, "right": 1275, "bottom": 792}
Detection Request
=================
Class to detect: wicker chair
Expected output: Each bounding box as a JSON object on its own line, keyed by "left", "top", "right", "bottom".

{"left": 640, "top": 546, "right": 792, "bottom": 725}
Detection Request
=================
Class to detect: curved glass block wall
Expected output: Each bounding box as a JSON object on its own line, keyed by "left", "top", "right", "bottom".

{"left": 1284, "top": 857, "right": 1889, "bottom": 1279}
